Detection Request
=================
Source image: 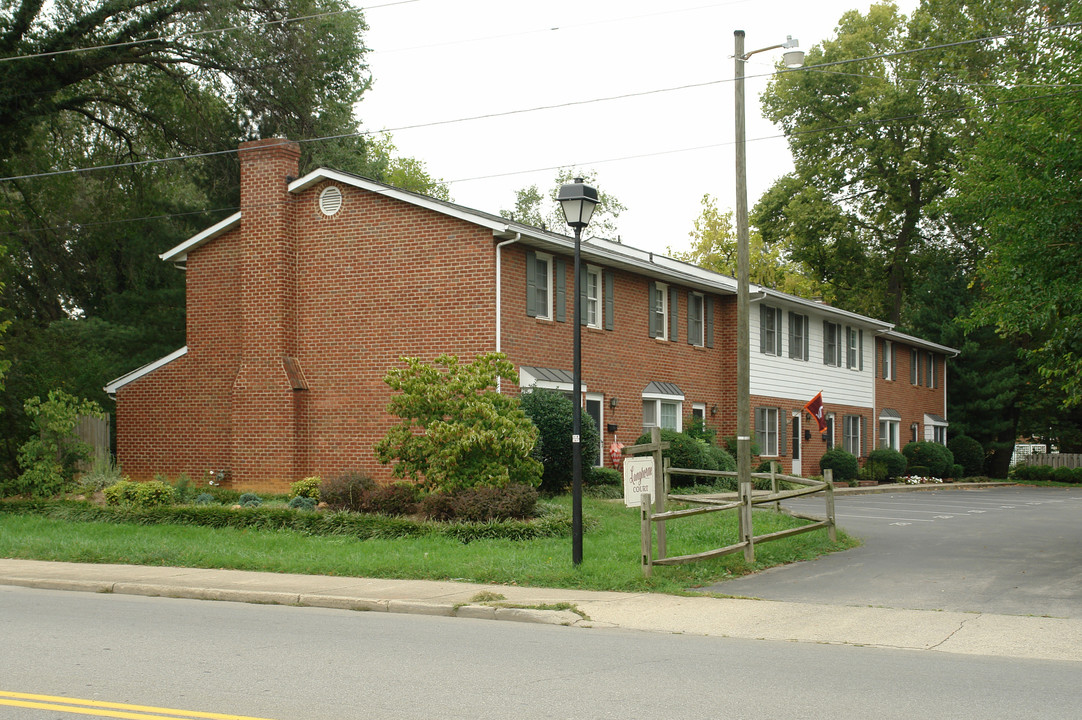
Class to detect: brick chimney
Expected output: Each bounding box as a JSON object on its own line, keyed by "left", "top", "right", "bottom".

{"left": 230, "top": 138, "right": 303, "bottom": 489}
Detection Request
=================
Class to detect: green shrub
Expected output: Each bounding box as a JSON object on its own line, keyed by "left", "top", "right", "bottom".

{"left": 290, "top": 476, "right": 321, "bottom": 501}
{"left": 860, "top": 460, "right": 888, "bottom": 484}
{"left": 903, "top": 441, "right": 955, "bottom": 478}
{"left": 709, "top": 445, "right": 736, "bottom": 472}
{"left": 635, "top": 429, "right": 722, "bottom": 487}
{"left": 586, "top": 466, "right": 622, "bottom": 487}
{"left": 75, "top": 454, "right": 123, "bottom": 496}
{"left": 374, "top": 353, "right": 543, "bottom": 492}
{"left": 238, "top": 493, "right": 262, "bottom": 508}
{"left": 584, "top": 484, "right": 624, "bottom": 499}
{"left": 103, "top": 480, "right": 176, "bottom": 508}
{"left": 819, "top": 448, "right": 859, "bottom": 482}
{"left": 867, "top": 448, "right": 907, "bottom": 479}
{"left": 723, "top": 435, "right": 760, "bottom": 458}
{"left": 287, "top": 496, "right": 317, "bottom": 511}
{"left": 950, "top": 464, "right": 965, "bottom": 479}
{"left": 13, "top": 390, "right": 105, "bottom": 498}
{"left": 948, "top": 436, "right": 985, "bottom": 477}
{"left": 1052, "top": 466, "right": 1075, "bottom": 483}
{"left": 907, "top": 465, "right": 930, "bottom": 477}
{"left": 686, "top": 416, "right": 716, "bottom": 444}
{"left": 320, "top": 472, "right": 376, "bottom": 511}
{"left": 194, "top": 493, "right": 216, "bottom": 505}
{"left": 169, "top": 473, "right": 196, "bottom": 503}
{"left": 520, "top": 388, "right": 600, "bottom": 493}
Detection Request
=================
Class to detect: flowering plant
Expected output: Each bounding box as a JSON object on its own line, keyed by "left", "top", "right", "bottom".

{"left": 207, "top": 469, "right": 229, "bottom": 487}
{"left": 900, "top": 475, "right": 943, "bottom": 485}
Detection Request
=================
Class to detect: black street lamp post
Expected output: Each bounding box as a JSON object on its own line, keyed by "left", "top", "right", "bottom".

{"left": 558, "top": 178, "right": 599, "bottom": 566}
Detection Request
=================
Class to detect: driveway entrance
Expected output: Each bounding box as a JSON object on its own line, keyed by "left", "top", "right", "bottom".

{"left": 700, "top": 486, "right": 1082, "bottom": 618}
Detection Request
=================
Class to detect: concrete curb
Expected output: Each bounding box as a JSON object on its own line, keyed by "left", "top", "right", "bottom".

{"left": 0, "top": 576, "right": 581, "bottom": 627}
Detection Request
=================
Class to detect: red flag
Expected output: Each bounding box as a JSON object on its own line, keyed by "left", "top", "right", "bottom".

{"left": 804, "top": 392, "right": 827, "bottom": 433}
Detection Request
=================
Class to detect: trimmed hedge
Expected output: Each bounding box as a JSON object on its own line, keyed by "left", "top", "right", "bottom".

{"left": 819, "top": 448, "right": 859, "bottom": 482}
{"left": 0, "top": 499, "right": 575, "bottom": 542}
{"left": 866, "top": 448, "right": 907, "bottom": 480}
{"left": 903, "top": 441, "right": 955, "bottom": 479}
{"left": 634, "top": 429, "right": 733, "bottom": 487}
{"left": 947, "top": 436, "right": 985, "bottom": 477}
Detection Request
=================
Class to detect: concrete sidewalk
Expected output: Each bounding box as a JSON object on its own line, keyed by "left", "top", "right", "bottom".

{"left": 2, "top": 557, "right": 1079, "bottom": 664}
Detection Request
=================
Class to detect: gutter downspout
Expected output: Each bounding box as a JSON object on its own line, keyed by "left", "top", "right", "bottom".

{"left": 495, "top": 232, "right": 521, "bottom": 393}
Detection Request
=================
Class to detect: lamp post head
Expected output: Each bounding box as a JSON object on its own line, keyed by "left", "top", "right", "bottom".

{"left": 558, "top": 178, "right": 600, "bottom": 230}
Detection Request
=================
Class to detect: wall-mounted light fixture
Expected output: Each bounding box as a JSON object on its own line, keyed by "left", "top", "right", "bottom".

{"left": 711, "top": 404, "right": 718, "bottom": 416}
{"left": 609, "top": 397, "right": 618, "bottom": 409}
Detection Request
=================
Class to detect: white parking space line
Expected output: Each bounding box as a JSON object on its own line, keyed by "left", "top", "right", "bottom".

{"left": 832, "top": 513, "right": 934, "bottom": 522}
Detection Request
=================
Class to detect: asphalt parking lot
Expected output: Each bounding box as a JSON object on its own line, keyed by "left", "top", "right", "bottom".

{"left": 702, "top": 485, "right": 1082, "bottom": 618}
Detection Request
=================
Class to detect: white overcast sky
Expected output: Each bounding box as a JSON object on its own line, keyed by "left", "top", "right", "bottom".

{"left": 357, "top": 0, "right": 919, "bottom": 257}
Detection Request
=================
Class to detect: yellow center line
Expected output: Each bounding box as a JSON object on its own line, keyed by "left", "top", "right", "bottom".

{"left": 0, "top": 691, "right": 279, "bottom": 720}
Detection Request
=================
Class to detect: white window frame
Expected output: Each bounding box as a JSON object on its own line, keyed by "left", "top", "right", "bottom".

{"left": 651, "top": 282, "right": 669, "bottom": 340}
{"left": 585, "top": 265, "right": 602, "bottom": 329}
{"left": 532, "top": 252, "right": 553, "bottom": 320}
{"left": 911, "top": 348, "right": 920, "bottom": 385}
{"left": 756, "top": 407, "right": 780, "bottom": 457}
{"left": 878, "top": 418, "right": 900, "bottom": 449}
{"left": 883, "top": 340, "right": 894, "bottom": 380}
{"left": 825, "top": 413, "right": 836, "bottom": 449}
{"left": 824, "top": 322, "right": 842, "bottom": 367}
{"left": 642, "top": 389, "right": 683, "bottom": 433}
{"left": 585, "top": 392, "right": 604, "bottom": 468}
{"left": 761, "top": 305, "right": 782, "bottom": 356}
{"left": 688, "top": 292, "right": 705, "bottom": 347}
{"left": 927, "top": 353, "right": 936, "bottom": 388}
{"left": 691, "top": 402, "right": 706, "bottom": 423}
{"left": 846, "top": 326, "right": 859, "bottom": 369}
{"left": 924, "top": 414, "right": 949, "bottom": 445}
{"left": 789, "top": 312, "right": 809, "bottom": 361}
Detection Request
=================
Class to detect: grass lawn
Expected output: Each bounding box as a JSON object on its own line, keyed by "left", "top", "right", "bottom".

{"left": 0, "top": 495, "right": 856, "bottom": 595}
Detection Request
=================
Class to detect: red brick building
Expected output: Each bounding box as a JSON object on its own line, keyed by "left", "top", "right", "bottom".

{"left": 106, "top": 138, "right": 956, "bottom": 491}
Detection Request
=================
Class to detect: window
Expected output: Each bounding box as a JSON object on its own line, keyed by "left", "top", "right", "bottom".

{"left": 759, "top": 305, "right": 782, "bottom": 355}
{"left": 823, "top": 321, "right": 842, "bottom": 366}
{"left": 882, "top": 340, "right": 894, "bottom": 380}
{"left": 911, "top": 422, "right": 920, "bottom": 443}
{"left": 933, "top": 425, "right": 946, "bottom": 444}
{"left": 585, "top": 266, "right": 601, "bottom": 329}
{"left": 879, "top": 417, "right": 900, "bottom": 449}
{"left": 585, "top": 393, "right": 604, "bottom": 468}
{"left": 643, "top": 400, "right": 682, "bottom": 432}
{"left": 525, "top": 251, "right": 564, "bottom": 321}
{"left": 691, "top": 402, "right": 706, "bottom": 424}
{"left": 648, "top": 282, "right": 669, "bottom": 339}
{"left": 924, "top": 414, "right": 949, "bottom": 445}
{"left": 845, "top": 326, "right": 863, "bottom": 370}
{"left": 789, "top": 312, "right": 809, "bottom": 360}
{"left": 642, "top": 382, "right": 684, "bottom": 433}
{"left": 688, "top": 292, "right": 704, "bottom": 346}
{"left": 825, "top": 414, "right": 836, "bottom": 449}
{"left": 755, "top": 407, "right": 780, "bottom": 457}
{"left": 927, "top": 353, "right": 936, "bottom": 388}
{"left": 843, "top": 414, "right": 863, "bottom": 456}
{"left": 911, "top": 349, "right": 920, "bottom": 385}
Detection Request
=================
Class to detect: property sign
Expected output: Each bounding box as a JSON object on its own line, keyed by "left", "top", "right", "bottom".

{"left": 623, "top": 456, "right": 656, "bottom": 508}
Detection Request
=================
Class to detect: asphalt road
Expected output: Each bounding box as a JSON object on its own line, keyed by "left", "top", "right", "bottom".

{"left": 3, "top": 586, "right": 1082, "bottom": 720}
{"left": 703, "top": 485, "right": 1082, "bottom": 618}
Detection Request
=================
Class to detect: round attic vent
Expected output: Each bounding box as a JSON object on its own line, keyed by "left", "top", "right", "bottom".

{"left": 319, "top": 185, "right": 343, "bottom": 216}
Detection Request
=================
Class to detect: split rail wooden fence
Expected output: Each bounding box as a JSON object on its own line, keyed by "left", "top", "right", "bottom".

{"left": 627, "top": 428, "right": 836, "bottom": 577}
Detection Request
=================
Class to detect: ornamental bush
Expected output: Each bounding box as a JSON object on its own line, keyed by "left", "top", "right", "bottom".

{"left": 13, "top": 390, "right": 105, "bottom": 498}
{"left": 374, "top": 353, "right": 543, "bottom": 492}
{"left": 633, "top": 429, "right": 719, "bottom": 487}
{"left": 320, "top": 471, "right": 376, "bottom": 511}
{"left": 520, "top": 388, "right": 600, "bottom": 493}
{"left": 290, "top": 476, "right": 321, "bottom": 501}
{"left": 947, "top": 435, "right": 985, "bottom": 477}
{"left": 903, "top": 441, "right": 955, "bottom": 479}
{"left": 866, "top": 448, "right": 908, "bottom": 480}
{"left": 819, "top": 448, "right": 859, "bottom": 482}
{"left": 103, "top": 480, "right": 176, "bottom": 508}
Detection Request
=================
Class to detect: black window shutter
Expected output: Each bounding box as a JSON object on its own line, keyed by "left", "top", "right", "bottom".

{"left": 525, "top": 250, "right": 538, "bottom": 317}
{"left": 778, "top": 408, "right": 787, "bottom": 456}
{"left": 823, "top": 320, "right": 830, "bottom": 364}
{"left": 788, "top": 312, "right": 797, "bottom": 359}
{"left": 648, "top": 282, "right": 659, "bottom": 338}
{"left": 554, "top": 258, "right": 566, "bottom": 322}
{"left": 705, "top": 297, "right": 714, "bottom": 348}
{"left": 760, "top": 305, "right": 770, "bottom": 354}
{"left": 775, "top": 308, "right": 783, "bottom": 356}
{"left": 669, "top": 286, "right": 678, "bottom": 341}
{"left": 603, "top": 270, "right": 614, "bottom": 331}
{"left": 860, "top": 415, "right": 867, "bottom": 457}
{"left": 579, "top": 264, "right": 588, "bottom": 326}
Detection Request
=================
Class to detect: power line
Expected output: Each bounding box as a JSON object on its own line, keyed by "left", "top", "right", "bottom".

{"left": 0, "top": 0, "right": 419, "bottom": 64}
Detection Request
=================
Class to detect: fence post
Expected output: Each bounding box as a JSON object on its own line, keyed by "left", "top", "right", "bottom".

{"left": 640, "top": 493, "right": 653, "bottom": 577}
{"left": 740, "top": 477, "right": 754, "bottom": 563}
{"left": 651, "top": 427, "right": 667, "bottom": 560}
{"left": 824, "top": 468, "right": 837, "bottom": 542}
{"left": 770, "top": 460, "right": 780, "bottom": 512}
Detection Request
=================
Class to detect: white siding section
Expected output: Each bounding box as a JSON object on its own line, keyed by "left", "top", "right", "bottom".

{"left": 750, "top": 302, "right": 873, "bottom": 408}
